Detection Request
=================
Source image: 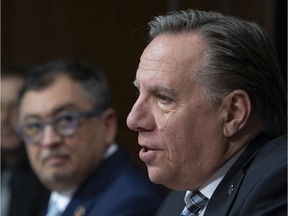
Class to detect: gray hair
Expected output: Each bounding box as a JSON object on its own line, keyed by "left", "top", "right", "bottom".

{"left": 148, "top": 9, "right": 287, "bottom": 137}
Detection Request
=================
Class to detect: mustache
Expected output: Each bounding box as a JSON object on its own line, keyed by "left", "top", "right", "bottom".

{"left": 40, "top": 148, "right": 69, "bottom": 161}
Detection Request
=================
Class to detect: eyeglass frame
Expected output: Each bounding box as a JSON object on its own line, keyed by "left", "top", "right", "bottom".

{"left": 16, "top": 108, "right": 103, "bottom": 145}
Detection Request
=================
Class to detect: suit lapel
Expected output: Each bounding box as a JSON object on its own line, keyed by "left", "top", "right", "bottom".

{"left": 204, "top": 135, "right": 270, "bottom": 216}
{"left": 61, "top": 147, "right": 126, "bottom": 216}
{"left": 204, "top": 169, "right": 245, "bottom": 216}
{"left": 156, "top": 190, "right": 186, "bottom": 216}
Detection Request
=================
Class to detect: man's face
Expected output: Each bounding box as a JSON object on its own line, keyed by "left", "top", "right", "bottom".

{"left": 127, "top": 33, "right": 230, "bottom": 191}
{"left": 17, "top": 75, "right": 116, "bottom": 191}
{"left": 1, "top": 76, "right": 23, "bottom": 151}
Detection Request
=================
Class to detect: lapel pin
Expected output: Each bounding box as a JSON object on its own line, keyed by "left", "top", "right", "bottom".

{"left": 228, "top": 183, "right": 234, "bottom": 196}
{"left": 74, "top": 206, "right": 86, "bottom": 216}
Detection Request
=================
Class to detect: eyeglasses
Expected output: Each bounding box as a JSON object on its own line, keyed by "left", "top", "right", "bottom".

{"left": 16, "top": 109, "right": 103, "bottom": 145}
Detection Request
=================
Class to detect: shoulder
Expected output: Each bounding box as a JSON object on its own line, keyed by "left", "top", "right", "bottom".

{"left": 257, "top": 134, "right": 286, "bottom": 157}
{"left": 258, "top": 134, "right": 286, "bottom": 152}
{"left": 244, "top": 134, "right": 287, "bottom": 186}
{"left": 69, "top": 145, "right": 166, "bottom": 216}
{"left": 246, "top": 134, "right": 287, "bottom": 186}
{"left": 233, "top": 134, "right": 287, "bottom": 215}
{"left": 250, "top": 134, "right": 287, "bottom": 171}
{"left": 74, "top": 168, "right": 166, "bottom": 216}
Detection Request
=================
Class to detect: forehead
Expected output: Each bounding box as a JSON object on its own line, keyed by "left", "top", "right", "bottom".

{"left": 143, "top": 32, "right": 205, "bottom": 61}
{"left": 19, "top": 75, "right": 92, "bottom": 118}
{"left": 136, "top": 33, "right": 205, "bottom": 89}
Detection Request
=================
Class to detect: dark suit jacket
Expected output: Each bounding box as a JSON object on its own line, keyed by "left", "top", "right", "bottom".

{"left": 43, "top": 145, "right": 166, "bottom": 216}
{"left": 156, "top": 134, "right": 287, "bottom": 216}
{"left": 4, "top": 157, "right": 50, "bottom": 216}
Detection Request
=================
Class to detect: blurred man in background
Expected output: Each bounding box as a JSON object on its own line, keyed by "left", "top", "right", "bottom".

{"left": 15, "top": 59, "right": 165, "bottom": 216}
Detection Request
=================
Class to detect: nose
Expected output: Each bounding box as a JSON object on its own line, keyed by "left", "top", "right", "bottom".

{"left": 126, "top": 104, "right": 138, "bottom": 132}
{"left": 41, "top": 125, "right": 62, "bottom": 147}
{"left": 126, "top": 97, "right": 155, "bottom": 132}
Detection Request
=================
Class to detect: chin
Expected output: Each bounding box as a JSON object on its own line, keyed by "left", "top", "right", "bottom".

{"left": 147, "top": 166, "right": 170, "bottom": 185}
{"left": 148, "top": 166, "right": 188, "bottom": 190}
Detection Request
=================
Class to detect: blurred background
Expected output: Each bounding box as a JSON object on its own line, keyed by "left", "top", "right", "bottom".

{"left": 2, "top": 0, "right": 287, "bottom": 168}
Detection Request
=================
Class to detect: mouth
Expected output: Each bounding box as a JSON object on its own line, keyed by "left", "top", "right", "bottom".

{"left": 142, "top": 146, "right": 152, "bottom": 152}
{"left": 139, "top": 145, "right": 161, "bottom": 165}
{"left": 140, "top": 143, "right": 160, "bottom": 152}
{"left": 43, "top": 155, "right": 69, "bottom": 166}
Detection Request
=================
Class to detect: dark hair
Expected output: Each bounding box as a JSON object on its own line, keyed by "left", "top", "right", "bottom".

{"left": 17, "top": 59, "right": 112, "bottom": 111}
{"left": 147, "top": 9, "right": 287, "bottom": 137}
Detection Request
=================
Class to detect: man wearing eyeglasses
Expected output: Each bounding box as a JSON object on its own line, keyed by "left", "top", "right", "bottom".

{"left": 15, "top": 59, "right": 165, "bottom": 216}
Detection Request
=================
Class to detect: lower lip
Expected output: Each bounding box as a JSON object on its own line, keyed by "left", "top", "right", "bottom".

{"left": 139, "top": 147, "right": 158, "bottom": 164}
{"left": 45, "top": 156, "right": 67, "bottom": 166}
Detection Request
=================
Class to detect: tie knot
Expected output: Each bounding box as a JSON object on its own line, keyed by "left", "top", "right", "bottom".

{"left": 181, "top": 191, "right": 209, "bottom": 216}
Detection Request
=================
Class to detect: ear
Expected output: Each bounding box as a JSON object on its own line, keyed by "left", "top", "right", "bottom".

{"left": 101, "top": 108, "right": 118, "bottom": 144}
{"left": 222, "top": 90, "right": 251, "bottom": 137}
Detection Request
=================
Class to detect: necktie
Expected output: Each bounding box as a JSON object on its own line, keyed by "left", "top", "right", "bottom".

{"left": 180, "top": 191, "right": 209, "bottom": 216}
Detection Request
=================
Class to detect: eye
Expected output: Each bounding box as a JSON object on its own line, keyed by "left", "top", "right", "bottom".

{"left": 55, "top": 114, "right": 79, "bottom": 129}
{"left": 156, "top": 94, "right": 173, "bottom": 104}
{"left": 22, "top": 122, "right": 43, "bottom": 136}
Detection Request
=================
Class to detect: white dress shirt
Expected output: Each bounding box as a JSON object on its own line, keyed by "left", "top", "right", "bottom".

{"left": 46, "top": 143, "right": 118, "bottom": 215}
{"left": 184, "top": 147, "right": 245, "bottom": 216}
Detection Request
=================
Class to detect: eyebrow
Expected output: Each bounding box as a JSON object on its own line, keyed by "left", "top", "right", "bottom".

{"left": 133, "top": 80, "right": 139, "bottom": 88}
{"left": 132, "top": 79, "right": 178, "bottom": 97}
{"left": 23, "top": 103, "right": 80, "bottom": 121}
{"left": 51, "top": 104, "right": 80, "bottom": 115}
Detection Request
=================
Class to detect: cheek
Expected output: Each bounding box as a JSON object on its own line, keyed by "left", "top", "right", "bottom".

{"left": 160, "top": 113, "right": 205, "bottom": 163}
{"left": 72, "top": 126, "right": 106, "bottom": 165}
{"left": 158, "top": 116, "right": 192, "bottom": 161}
{"left": 26, "top": 146, "right": 41, "bottom": 169}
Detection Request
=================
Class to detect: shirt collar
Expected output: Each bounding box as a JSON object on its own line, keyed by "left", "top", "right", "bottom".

{"left": 49, "top": 186, "right": 78, "bottom": 213}
{"left": 185, "top": 146, "right": 246, "bottom": 200}
{"left": 48, "top": 143, "right": 118, "bottom": 213}
{"left": 103, "top": 143, "right": 118, "bottom": 159}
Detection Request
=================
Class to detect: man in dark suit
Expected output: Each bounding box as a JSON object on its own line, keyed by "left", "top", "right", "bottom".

{"left": 126, "top": 9, "right": 287, "bottom": 215}
{"left": 1, "top": 67, "right": 49, "bottom": 216}
{"left": 15, "top": 60, "right": 165, "bottom": 216}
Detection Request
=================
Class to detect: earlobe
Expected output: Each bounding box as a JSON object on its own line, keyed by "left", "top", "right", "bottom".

{"left": 102, "top": 108, "right": 117, "bottom": 144}
{"left": 223, "top": 90, "right": 251, "bottom": 137}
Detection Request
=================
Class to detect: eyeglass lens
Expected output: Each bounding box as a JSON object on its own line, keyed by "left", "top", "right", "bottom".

{"left": 18, "top": 109, "right": 102, "bottom": 145}
{"left": 21, "top": 113, "right": 81, "bottom": 144}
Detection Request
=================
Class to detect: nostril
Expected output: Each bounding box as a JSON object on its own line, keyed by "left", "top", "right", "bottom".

{"left": 137, "top": 127, "right": 149, "bottom": 132}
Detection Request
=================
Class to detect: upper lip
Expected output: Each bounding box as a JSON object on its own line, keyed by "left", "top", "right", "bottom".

{"left": 138, "top": 135, "right": 161, "bottom": 150}
{"left": 139, "top": 143, "right": 160, "bottom": 151}
{"left": 42, "top": 153, "right": 69, "bottom": 163}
